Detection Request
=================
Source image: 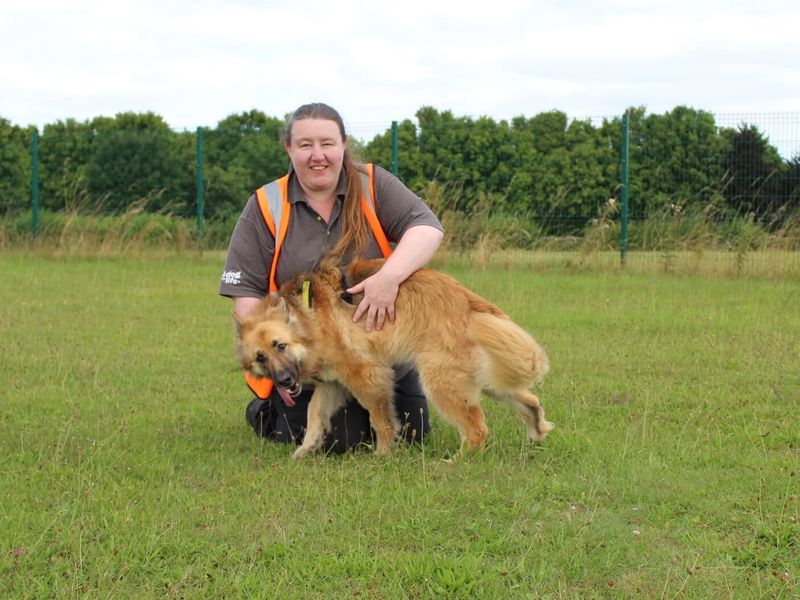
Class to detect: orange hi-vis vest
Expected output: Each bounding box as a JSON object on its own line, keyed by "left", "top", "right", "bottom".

{"left": 244, "top": 163, "right": 393, "bottom": 399}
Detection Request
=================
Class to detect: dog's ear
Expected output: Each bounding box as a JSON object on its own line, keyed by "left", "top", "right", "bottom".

{"left": 278, "top": 296, "right": 290, "bottom": 316}
{"left": 318, "top": 254, "right": 341, "bottom": 274}
{"left": 316, "top": 255, "right": 346, "bottom": 292}
{"left": 278, "top": 295, "right": 306, "bottom": 333}
{"left": 347, "top": 258, "right": 383, "bottom": 286}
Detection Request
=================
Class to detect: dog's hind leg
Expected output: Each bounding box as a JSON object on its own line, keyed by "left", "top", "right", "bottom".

{"left": 486, "top": 388, "right": 555, "bottom": 443}
{"left": 292, "top": 384, "right": 348, "bottom": 459}
{"left": 417, "top": 361, "right": 488, "bottom": 449}
{"left": 337, "top": 364, "right": 399, "bottom": 455}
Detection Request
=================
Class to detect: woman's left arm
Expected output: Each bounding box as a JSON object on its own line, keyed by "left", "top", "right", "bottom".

{"left": 348, "top": 225, "right": 444, "bottom": 331}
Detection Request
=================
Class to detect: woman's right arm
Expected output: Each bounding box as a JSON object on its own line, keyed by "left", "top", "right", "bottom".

{"left": 219, "top": 195, "right": 274, "bottom": 306}
{"left": 233, "top": 296, "right": 262, "bottom": 318}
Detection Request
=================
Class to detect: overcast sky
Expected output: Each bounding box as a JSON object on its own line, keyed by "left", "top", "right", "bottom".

{"left": 2, "top": 0, "right": 798, "bottom": 153}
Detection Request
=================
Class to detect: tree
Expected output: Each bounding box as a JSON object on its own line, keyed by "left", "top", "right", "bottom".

{"left": 776, "top": 154, "right": 800, "bottom": 217}
{"left": 506, "top": 111, "right": 614, "bottom": 223}
{"left": 416, "top": 106, "right": 471, "bottom": 209}
{"left": 39, "top": 118, "right": 95, "bottom": 211}
{"left": 0, "top": 118, "right": 31, "bottom": 213}
{"left": 4, "top": 104, "right": 795, "bottom": 232}
{"left": 86, "top": 112, "right": 191, "bottom": 214}
{"left": 527, "top": 110, "right": 568, "bottom": 155}
{"left": 204, "top": 110, "right": 286, "bottom": 219}
{"left": 416, "top": 107, "right": 535, "bottom": 213}
{"left": 563, "top": 118, "right": 617, "bottom": 216}
{"left": 612, "top": 106, "right": 725, "bottom": 215}
{"left": 720, "top": 124, "right": 784, "bottom": 216}
{"left": 362, "top": 119, "right": 425, "bottom": 192}
{"left": 641, "top": 107, "right": 724, "bottom": 210}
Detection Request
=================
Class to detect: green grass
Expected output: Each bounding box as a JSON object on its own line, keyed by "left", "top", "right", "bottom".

{"left": 1, "top": 252, "right": 798, "bottom": 598}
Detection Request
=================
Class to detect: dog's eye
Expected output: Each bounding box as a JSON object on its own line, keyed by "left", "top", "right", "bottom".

{"left": 272, "top": 341, "right": 287, "bottom": 352}
{"left": 255, "top": 351, "right": 266, "bottom": 364}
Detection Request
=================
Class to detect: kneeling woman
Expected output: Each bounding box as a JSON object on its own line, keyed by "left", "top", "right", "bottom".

{"left": 219, "top": 102, "right": 444, "bottom": 453}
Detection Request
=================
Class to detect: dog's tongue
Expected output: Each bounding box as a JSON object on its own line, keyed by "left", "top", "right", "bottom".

{"left": 277, "top": 386, "right": 296, "bottom": 408}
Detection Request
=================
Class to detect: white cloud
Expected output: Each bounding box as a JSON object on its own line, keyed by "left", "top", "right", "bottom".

{"left": 0, "top": 0, "right": 798, "bottom": 144}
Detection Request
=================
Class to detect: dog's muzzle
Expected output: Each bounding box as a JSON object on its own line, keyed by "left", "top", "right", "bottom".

{"left": 285, "top": 381, "right": 303, "bottom": 397}
{"left": 274, "top": 380, "right": 302, "bottom": 408}
{"left": 275, "top": 371, "right": 302, "bottom": 394}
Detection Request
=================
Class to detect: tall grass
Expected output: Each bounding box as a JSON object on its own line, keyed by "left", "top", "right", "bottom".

{"left": 0, "top": 207, "right": 238, "bottom": 255}
{"left": 417, "top": 180, "right": 800, "bottom": 257}
{"left": 1, "top": 197, "right": 798, "bottom": 279}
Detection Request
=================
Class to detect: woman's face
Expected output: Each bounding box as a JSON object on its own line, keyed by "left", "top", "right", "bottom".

{"left": 285, "top": 118, "right": 346, "bottom": 196}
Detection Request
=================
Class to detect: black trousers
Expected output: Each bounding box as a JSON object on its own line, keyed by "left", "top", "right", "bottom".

{"left": 246, "top": 367, "right": 431, "bottom": 454}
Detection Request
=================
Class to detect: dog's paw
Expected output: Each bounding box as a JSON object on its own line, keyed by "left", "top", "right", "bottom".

{"left": 291, "top": 446, "right": 313, "bottom": 459}
{"left": 528, "top": 421, "right": 555, "bottom": 443}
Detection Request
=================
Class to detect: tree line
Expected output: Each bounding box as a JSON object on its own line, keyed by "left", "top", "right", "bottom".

{"left": 1, "top": 106, "right": 798, "bottom": 229}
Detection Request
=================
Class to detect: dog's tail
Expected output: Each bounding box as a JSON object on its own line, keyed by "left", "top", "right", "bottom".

{"left": 468, "top": 312, "right": 549, "bottom": 388}
{"left": 464, "top": 288, "right": 508, "bottom": 318}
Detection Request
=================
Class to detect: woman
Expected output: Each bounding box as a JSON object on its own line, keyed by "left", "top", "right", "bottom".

{"left": 219, "top": 102, "right": 444, "bottom": 453}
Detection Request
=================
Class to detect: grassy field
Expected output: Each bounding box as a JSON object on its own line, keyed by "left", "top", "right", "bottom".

{"left": 1, "top": 252, "right": 798, "bottom": 599}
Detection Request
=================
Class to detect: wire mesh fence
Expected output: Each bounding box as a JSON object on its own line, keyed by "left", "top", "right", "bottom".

{"left": 1, "top": 108, "right": 798, "bottom": 273}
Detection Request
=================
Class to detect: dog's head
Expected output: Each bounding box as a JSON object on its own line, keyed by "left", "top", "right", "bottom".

{"left": 234, "top": 296, "right": 307, "bottom": 398}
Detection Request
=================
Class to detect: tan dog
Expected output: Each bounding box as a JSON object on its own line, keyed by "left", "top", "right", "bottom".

{"left": 235, "top": 259, "right": 554, "bottom": 458}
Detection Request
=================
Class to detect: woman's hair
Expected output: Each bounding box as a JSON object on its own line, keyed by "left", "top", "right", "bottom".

{"left": 284, "top": 103, "right": 370, "bottom": 258}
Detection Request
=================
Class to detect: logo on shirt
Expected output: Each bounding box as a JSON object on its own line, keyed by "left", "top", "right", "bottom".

{"left": 221, "top": 270, "right": 241, "bottom": 285}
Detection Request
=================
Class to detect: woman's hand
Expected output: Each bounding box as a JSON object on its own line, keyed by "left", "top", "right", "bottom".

{"left": 347, "top": 225, "right": 443, "bottom": 332}
{"left": 347, "top": 268, "right": 400, "bottom": 332}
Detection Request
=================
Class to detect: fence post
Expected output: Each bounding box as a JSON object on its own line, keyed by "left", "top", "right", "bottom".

{"left": 31, "top": 128, "right": 41, "bottom": 238}
{"left": 195, "top": 126, "right": 205, "bottom": 238}
{"left": 390, "top": 121, "right": 399, "bottom": 176}
{"left": 620, "top": 113, "right": 630, "bottom": 267}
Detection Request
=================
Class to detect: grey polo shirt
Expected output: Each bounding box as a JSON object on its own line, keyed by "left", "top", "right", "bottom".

{"left": 219, "top": 164, "right": 443, "bottom": 298}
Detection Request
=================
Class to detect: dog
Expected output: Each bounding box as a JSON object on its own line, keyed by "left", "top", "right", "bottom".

{"left": 234, "top": 258, "right": 554, "bottom": 458}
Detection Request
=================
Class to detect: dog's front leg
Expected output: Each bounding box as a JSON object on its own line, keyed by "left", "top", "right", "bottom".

{"left": 338, "top": 364, "right": 399, "bottom": 455}
{"left": 292, "top": 383, "right": 347, "bottom": 459}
